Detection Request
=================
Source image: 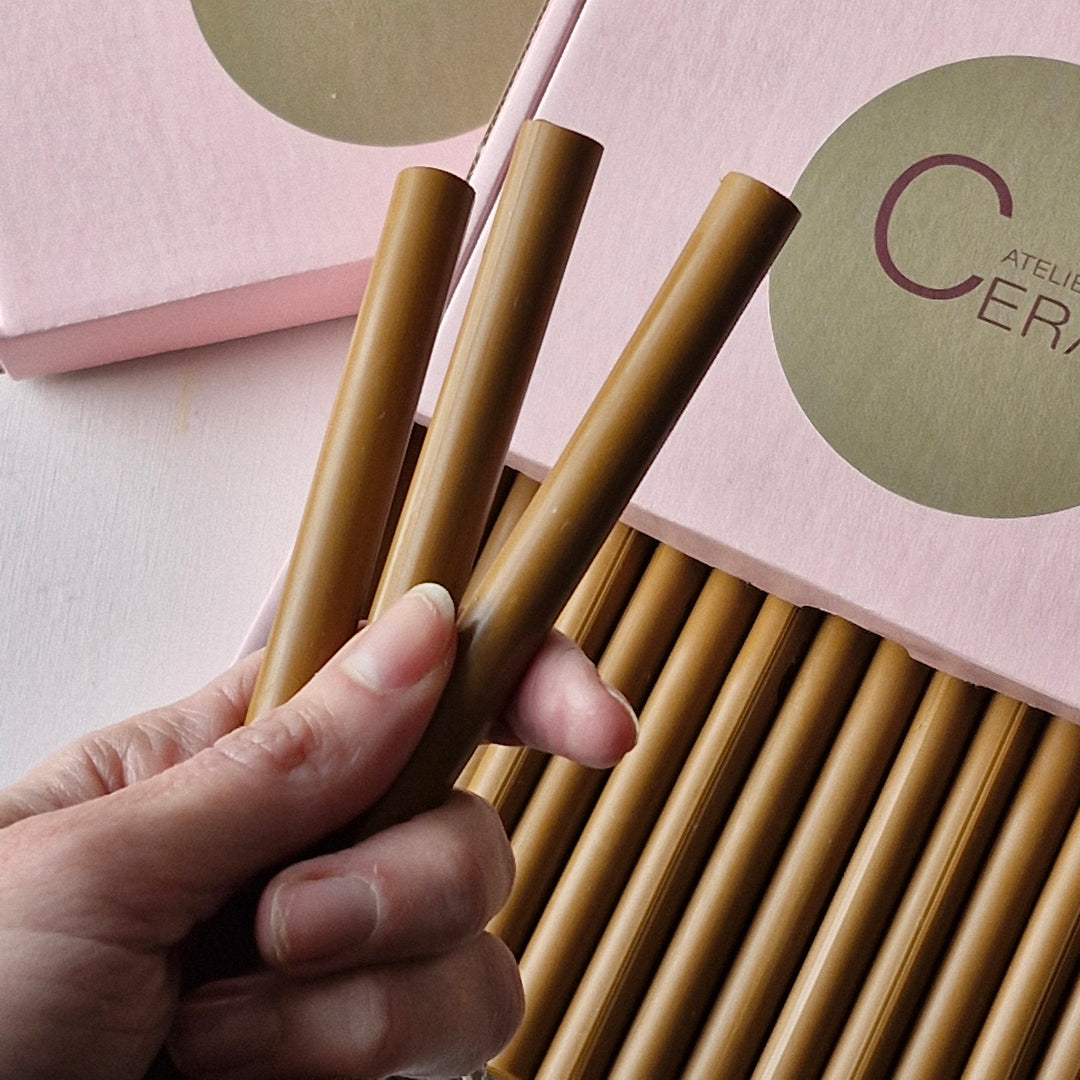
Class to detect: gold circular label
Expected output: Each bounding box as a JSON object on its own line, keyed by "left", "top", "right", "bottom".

{"left": 190, "top": 0, "right": 544, "bottom": 145}
{"left": 770, "top": 56, "right": 1080, "bottom": 517}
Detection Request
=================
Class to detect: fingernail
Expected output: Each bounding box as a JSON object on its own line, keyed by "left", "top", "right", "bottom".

{"left": 270, "top": 874, "right": 379, "bottom": 965}
{"left": 340, "top": 582, "right": 455, "bottom": 693}
{"left": 603, "top": 679, "right": 639, "bottom": 740}
{"left": 169, "top": 984, "right": 279, "bottom": 1075}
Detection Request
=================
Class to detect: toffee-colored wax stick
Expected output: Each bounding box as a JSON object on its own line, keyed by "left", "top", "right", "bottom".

{"left": 545, "top": 615, "right": 878, "bottom": 1080}
{"left": 1034, "top": 960, "right": 1080, "bottom": 1078}
{"left": 963, "top": 792, "right": 1080, "bottom": 1078}
{"left": 245, "top": 167, "right": 473, "bottom": 722}
{"left": 617, "top": 647, "right": 926, "bottom": 1080}
{"left": 891, "top": 714, "right": 1080, "bottom": 1080}
{"left": 468, "top": 522, "right": 655, "bottom": 831}
{"left": 368, "top": 119, "right": 602, "bottom": 617}
{"left": 492, "top": 594, "right": 819, "bottom": 1080}
{"left": 556, "top": 614, "right": 874, "bottom": 1080}
{"left": 756, "top": 694, "right": 1032, "bottom": 1080}
{"left": 456, "top": 474, "right": 541, "bottom": 793}
{"left": 368, "top": 423, "right": 427, "bottom": 592}
{"left": 821, "top": 695, "right": 1043, "bottom": 1080}
{"left": 677, "top": 654, "right": 957, "bottom": 1080}
{"left": 456, "top": 740, "right": 493, "bottom": 795}
{"left": 355, "top": 172, "right": 799, "bottom": 840}
{"left": 467, "top": 473, "right": 541, "bottom": 601}
{"left": 490, "top": 545, "right": 713, "bottom": 955}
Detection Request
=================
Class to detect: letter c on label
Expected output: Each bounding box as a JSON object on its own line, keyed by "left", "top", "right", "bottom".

{"left": 874, "top": 153, "right": 1013, "bottom": 300}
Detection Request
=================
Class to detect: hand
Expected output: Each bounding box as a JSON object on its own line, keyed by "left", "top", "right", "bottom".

{"left": 0, "top": 583, "right": 637, "bottom": 1080}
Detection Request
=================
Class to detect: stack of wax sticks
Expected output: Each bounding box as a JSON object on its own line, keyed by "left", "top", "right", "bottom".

{"left": 228, "top": 116, "right": 1080, "bottom": 1080}
{"left": 246, "top": 116, "right": 799, "bottom": 839}
{"left": 465, "top": 500, "right": 1080, "bottom": 1080}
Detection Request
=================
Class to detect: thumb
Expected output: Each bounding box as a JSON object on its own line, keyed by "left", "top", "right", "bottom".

{"left": 11, "top": 583, "right": 457, "bottom": 949}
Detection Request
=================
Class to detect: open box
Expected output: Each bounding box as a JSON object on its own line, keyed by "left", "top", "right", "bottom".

{"left": 413, "top": 0, "right": 1080, "bottom": 721}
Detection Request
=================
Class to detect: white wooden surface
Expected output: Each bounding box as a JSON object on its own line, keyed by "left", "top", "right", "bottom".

{"left": 0, "top": 318, "right": 356, "bottom": 786}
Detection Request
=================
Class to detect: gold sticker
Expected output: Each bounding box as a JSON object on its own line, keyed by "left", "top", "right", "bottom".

{"left": 191, "top": 0, "right": 545, "bottom": 146}
{"left": 770, "top": 56, "right": 1080, "bottom": 517}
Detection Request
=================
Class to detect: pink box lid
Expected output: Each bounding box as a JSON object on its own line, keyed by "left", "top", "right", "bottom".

{"left": 0, "top": 1, "right": 555, "bottom": 378}
{"left": 419, "top": 0, "right": 1080, "bottom": 720}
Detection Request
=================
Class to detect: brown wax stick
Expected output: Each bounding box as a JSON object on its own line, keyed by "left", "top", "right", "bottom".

{"left": 369, "top": 120, "right": 602, "bottom": 616}
{"left": 678, "top": 652, "right": 954, "bottom": 1080}
{"left": 482, "top": 466, "right": 521, "bottom": 548}
{"left": 963, "top": 791, "right": 1080, "bottom": 1078}
{"left": 546, "top": 614, "right": 878, "bottom": 1080}
{"left": 455, "top": 741, "right": 492, "bottom": 795}
{"left": 494, "top": 595, "right": 820, "bottom": 1080}
{"left": 467, "top": 522, "right": 655, "bottom": 831}
{"left": 461, "top": 746, "right": 540, "bottom": 829}
{"left": 456, "top": 473, "right": 541, "bottom": 792}
{"left": 892, "top": 714, "right": 1080, "bottom": 1080}
{"left": 489, "top": 544, "right": 711, "bottom": 956}
{"left": 356, "top": 171, "right": 799, "bottom": 839}
{"left": 616, "top": 639, "right": 926, "bottom": 1080}
{"left": 369, "top": 423, "right": 427, "bottom": 590}
{"left": 1034, "top": 961, "right": 1080, "bottom": 1078}
{"left": 755, "top": 684, "right": 1012, "bottom": 1080}
{"left": 146, "top": 171, "right": 473, "bottom": 1080}
{"left": 466, "top": 472, "right": 541, "bottom": 599}
{"left": 822, "top": 695, "right": 1043, "bottom": 1080}
{"left": 245, "top": 167, "right": 473, "bottom": 722}
{"left": 546, "top": 523, "right": 658, "bottom": 663}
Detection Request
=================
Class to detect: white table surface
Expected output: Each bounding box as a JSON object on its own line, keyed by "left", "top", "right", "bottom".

{"left": 0, "top": 317, "right": 358, "bottom": 786}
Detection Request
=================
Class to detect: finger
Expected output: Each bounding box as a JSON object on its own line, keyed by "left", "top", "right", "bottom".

{"left": 256, "top": 789, "right": 514, "bottom": 974}
{"left": 7, "top": 584, "right": 457, "bottom": 946}
{"left": 494, "top": 630, "right": 639, "bottom": 768}
{"left": 0, "top": 653, "right": 261, "bottom": 827}
{"left": 168, "top": 933, "right": 522, "bottom": 1080}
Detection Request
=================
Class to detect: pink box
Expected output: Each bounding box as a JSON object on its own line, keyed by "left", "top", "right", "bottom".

{"left": 419, "top": 0, "right": 1080, "bottom": 720}
{"left": 0, "top": 1, "right": 552, "bottom": 378}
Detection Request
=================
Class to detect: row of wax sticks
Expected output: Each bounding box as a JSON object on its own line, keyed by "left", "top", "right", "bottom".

{"left": 450, "top": 471, "right": 1080, "bottom": 1080}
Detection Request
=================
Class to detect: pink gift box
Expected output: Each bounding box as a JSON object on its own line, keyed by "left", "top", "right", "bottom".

{"left": 0, "top": 1, "right": 552, "bottom": 378}
{"left": 416, "top": 0, "right": 1080, "bottom": 720}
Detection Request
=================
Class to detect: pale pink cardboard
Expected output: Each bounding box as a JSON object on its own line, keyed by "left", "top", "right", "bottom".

{"left": 0, "top": 1, "right": 484, "bottom": 379}
{"left": 418, "top": 0, "right": 1080, "bottom": 720}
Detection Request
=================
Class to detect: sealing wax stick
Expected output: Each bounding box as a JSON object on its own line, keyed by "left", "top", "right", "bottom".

{"left": 467, "top": 473, "right": 541, "bottom": 601}
{"left": 618, "top": 643, "right": 927, "bottom": 1080}
{"left": 461, "top": 746, "right": 540, "bottom": 830}
{"left": 245, "top": 167, "right": 473, "bottom": 722}
{"left": 490, "top": 544, "right": 710, "bottom": 955}
{"left": 892, "top": 714, "right": 1080, "bottom": 1080}
{"left": 493, "top": 595, "right": 819, "bottom": 1079}
{"left": 755, "top": 685, "right": 1011, "bottom": 1080}
{"left": 468, "top": 522, "right": 654, "bottom": 830}
{"left": 678, "top": 651, "right": 950, "bottom": 1080}
{"left": 369, "top": 423, "right": 427, "bottom": 591}
{"left": 547, "top": 615, "right": 877, "bottom": 1080}
{"left": 821, "top": 695, "right": 1042, "bottom": 1080}
{"left": 356, "top": 172, "right": 799, "bottom": 839}
{"left": 546, "top": 524, "right": 658, "bottom": 664}
{"left": 456, "top": 474, "right": 542, "bottom": 792}
{"left": 369, "top": 119, "right": 602, "bottom": 616}
{"left": 557, "top": 615, "right": 873, "bottom": 1080}
{"left": 962, "top": 794, "right": 1080, "bottom": 1078}
{"left": 1034, "top": 962, "right": 1080, "bottom": 1078}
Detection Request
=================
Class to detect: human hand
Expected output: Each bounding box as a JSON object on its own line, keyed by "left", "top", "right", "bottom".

{"left": 0, "top": 583, "right": 637, "bottom": 1080}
